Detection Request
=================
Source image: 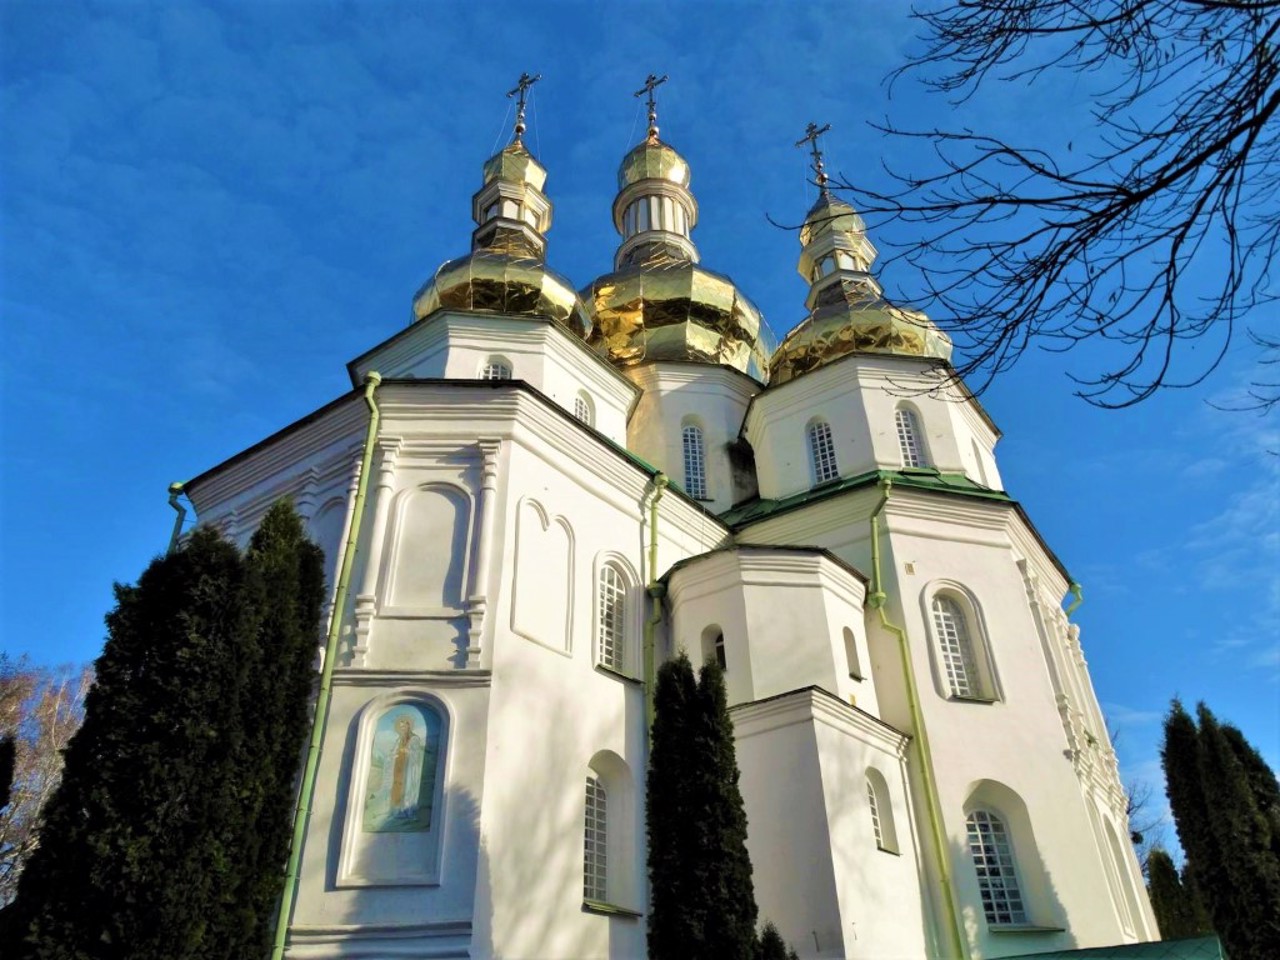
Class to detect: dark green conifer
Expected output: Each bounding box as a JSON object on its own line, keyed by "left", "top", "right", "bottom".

{"left": 758, "top": 920, "right": 799, "bottom": 960}
{"left": 1147, "top": 848, "right": 1210, "bottom": 939}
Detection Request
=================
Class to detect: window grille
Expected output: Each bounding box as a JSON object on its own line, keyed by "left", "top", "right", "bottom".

{"left": 967, "top": 810, "right": 1028, "bottom": 925}
{"left": 482, "top": 360, "right": 511, "bottom": 380}
{"left": 597, "top": 566, "right": 626, "bottom": 671}
{"left": 584, "top": 776, "right": 608, "bottom": 901}
{"left": 713, "top": 632, "right": 726, "bottom": 670}
{"left": 932, "top": 596, "right": 980, "bottom": 698}
{"left": 574, "top": 395, "right": 592, "bottom": 425}
{"left": 896, "top": 408, "right": 927, "bottom": 467}
{"left": 867, "top": 778, "right": 883, "bottom": 847}
{"left": 682, "top": 425, "right": 707, "bottom": 499}
{"left": 808, "top": 421, "right": 838, "bottom": 484}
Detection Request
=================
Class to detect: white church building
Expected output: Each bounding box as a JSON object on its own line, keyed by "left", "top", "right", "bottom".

{"left": 178, "top": 84, "right": 1158, "bottom": 960}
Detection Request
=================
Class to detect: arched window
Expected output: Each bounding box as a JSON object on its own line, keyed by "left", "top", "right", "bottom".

{"left": 932, "top": 595, "right": 982, "bottom": 699}
{"left": 966, "top": 810, "right": 1028, "bottom": 925}
{"left": 895, "top": 407, "right": 928, "bottom": 467}
{"left": 481, "top": 358, "right": 511, "bottom": 380}
{"left": 597, "top": 564, "right": 627, "bottom": 672}
{"left": 843, "top": 626, "right": 862, "bottom": 680}
{"left": 701, "top": 625, "right": 726, "bottom": 671}
{"left": 584, "top": 775, "right": 608, "bottom": 902}
{"left": 808, "top": 420, "right": 838, "bottom": 484}
{"left": 574, "top": 393, "right": 593, "bottom": 426}
{"left": 682, "top": 424, "right": 707, "bottom": 499}
{"left": 866, "top": 768, "right": 899, "bottom": 853}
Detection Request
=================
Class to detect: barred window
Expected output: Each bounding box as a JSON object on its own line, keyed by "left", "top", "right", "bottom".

{"left": 597, "top": 565, "right": 626, "bottom": 671}
{"left": 895, "top": 408, "right": 927, "bottom": 467}
{"left": 808, "top": 420, "right": 838, "bottom": 484}
{"left": 867, "top": 778, "right": 884, "bottom": 847}
{"left": 682, "top": 424, "right": 707, "bottom": 499}
{"left": 584, "top": 776, "right": 608, "bottom": 901}
{"left": 574, "top": 394, "right": 593, "bottom": 425}
{"left": 967, "top": 810, "right": 1028, "bottom": 925}
{"left": 481, "top": 359, "right": 511, "bottom": 380}
{"left": 932, "top": 595, "right": 980, "bottom": 699}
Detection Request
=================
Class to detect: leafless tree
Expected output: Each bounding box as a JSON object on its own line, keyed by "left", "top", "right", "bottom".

{"left": 0, "top": 655, "right": 93, "bottom": 904}
{"left": 838, "top": 0, "right": 1280, "bottom": 408}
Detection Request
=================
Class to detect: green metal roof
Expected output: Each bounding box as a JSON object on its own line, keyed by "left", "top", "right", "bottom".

{"left": 998, "top": 935, "right": 1223, "bottom": 960}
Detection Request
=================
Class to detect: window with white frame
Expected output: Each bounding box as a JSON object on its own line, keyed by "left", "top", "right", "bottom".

{"left": 481, "top": 359, "right": 512, "bottom": 380}
{"left": 895, "top": 407, "right": 928, "bottom": 467}
{"left": 932, "top": 595, "right": 982, "bottom": 699}
{"left": 866, "top": 768, "right": 899, "bottom": 852}
{"left": 682, "top": 424, "right": 707, "bottom": 499}
{"left": 967, "top": 809, "right": 1028, "bottom": 925}
{"left": 597, "top": 565, "right": 627, "bottom": 671}
{"left": 867, "top": 778, "right": 884, "bottom": 846}
{"left": 808, "top": 420, "right": 838, "bottom": 484}
{"left": 574, "top": 393, "right": 593, "bottom": 425}
{"left": 584, "top": 775, "right": 608, "bottom": 901}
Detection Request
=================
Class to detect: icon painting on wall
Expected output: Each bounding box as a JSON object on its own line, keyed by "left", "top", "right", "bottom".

{"left": 363, "top": 704, "right": 440, "bottom": 833}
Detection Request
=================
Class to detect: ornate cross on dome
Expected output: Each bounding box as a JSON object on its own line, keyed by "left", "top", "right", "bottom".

{"left": 506, "top": 72, "right": 541, "bottom": 145}
{"left": 796, "top": 121, "right": 832, "bottom": 196}
{"left": 634, "top": 73, "right": 669, "bottom": 142}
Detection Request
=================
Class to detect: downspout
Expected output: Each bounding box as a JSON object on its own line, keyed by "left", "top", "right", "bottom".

{"left": 166, "top": 482, "right": 187, "bottom": 554}
{"left": 868, "top": 478, "right": 966, "bottom": 960}
{"left": 1065, "top": 581, "right": 1084, "bottom": 617}
{"left": 271, "top": 372, "right": 382, "bottom": 960}
{"left": 643, "top": 473, "right": 669, "bottom": 732}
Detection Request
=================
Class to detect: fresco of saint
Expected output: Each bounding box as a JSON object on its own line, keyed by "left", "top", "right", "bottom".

{"left": 363, "top": 704, "right": 439, "bottom": 832}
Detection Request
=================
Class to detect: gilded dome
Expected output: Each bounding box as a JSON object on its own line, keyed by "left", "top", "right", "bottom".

{"left": 483, "top": 142, "right": 547, "bottom": 190}
{"left": 770, "top": 298, "right": 953, "bottom": 386}
{"left": 618, "top": 139, "right": 691, "bottom": 190}
{"left": 583, "top": 258, "right": 773, "bottom": 381}
{"left": 414, "top": 248, "right": 591, "bottom": 338}
{"left": 800, "top": 193, "right": 866, "bottom": 247}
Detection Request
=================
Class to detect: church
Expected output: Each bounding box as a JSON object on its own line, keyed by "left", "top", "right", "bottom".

{"left": 177, "top": 76, "right": 1159, "bottom": 959}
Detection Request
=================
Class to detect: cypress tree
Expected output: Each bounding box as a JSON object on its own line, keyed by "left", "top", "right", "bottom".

{"left": 1147, "top": 848, "right": 1210, "bottom": 939}
{"left": 1193, "top": 704, "right": 1280, "bottom": 959}
{"left": 647, "top": 652, "right": 701, "bottom": 960}
{"left": 1221, "top": 723, "right": 1280, "bottom": 860}
{"left": 647, "top": 653, "right": 761, "bottom": 960}
{"left": 758, "top": 920, "right": 799, "bottom": 960}
{"left": 10, "top": 527, "right": 247, "bottom": 959}
{"left": 694, "top": 658, "right": 758, "bottom": 958}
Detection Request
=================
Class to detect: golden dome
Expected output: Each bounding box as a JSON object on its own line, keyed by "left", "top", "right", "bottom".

{"left": 583, "top": 258, "right": 773, "bottom": 381}
{"left": 770, "top": 298, "right": 953, "bottom": 386}
{"left": 800, "top": 193, "right": 866, "bottom": 247}
{"left": 483, "top": 142, "right": 547, "bottom": 190}
{"left": 414, "top": 248, "right": 591, "bottom": 338}
{"left": 618, "top": 139, "right": 691, "bottom": 190}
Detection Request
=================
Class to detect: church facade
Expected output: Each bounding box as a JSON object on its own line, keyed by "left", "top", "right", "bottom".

{"left": 180, "top": 87, "right": 1157, "bottom": 959}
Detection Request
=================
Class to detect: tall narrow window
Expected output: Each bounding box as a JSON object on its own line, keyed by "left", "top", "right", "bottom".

{"left": 482, "top": 359, "right": 511, "bottom": 380}
{"left": 584, "top": 776, "right": 608, "bottom": 901}
{"left": 932, "top": 595, "right": 980, "bottom": 698}
{"left": 597, "top": 565, "right": 626, "bottom": 671}
{"left": 967, "top": 810, "right": 1028, "bottom": 925}
{"left": 867, "top": 778, "right": 884, "bottom": 846}
{"left": 574, "top": 394, "right": 593, "bottom": 425}
{"left": 682, "top": 424, "right": 707, "bottom": 499}
{"left": 895, "top": 408, "right": 928, "bottom": 467}
{"left": 713, "top": 632, "right": 726, "bottom": 670}
{"left": 808, "top": 420, "right": 838, "bottom": 484}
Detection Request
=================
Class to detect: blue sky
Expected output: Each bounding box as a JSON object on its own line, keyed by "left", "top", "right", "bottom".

{"left": 2, "top": 1, "right": 1276, "bottom": 839}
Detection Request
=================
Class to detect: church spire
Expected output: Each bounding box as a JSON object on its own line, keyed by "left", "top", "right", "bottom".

{"left": 471, "top": 73, "right": 552, "bottom": 260}
{"left": 611, "top": 74, "right": 699, "bottom": 269}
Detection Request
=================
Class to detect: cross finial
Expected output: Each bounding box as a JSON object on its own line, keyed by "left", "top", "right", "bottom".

{"left": 506, "top": 72, "right": 542, "bottom": 145}
{"left": 795, "top": 121, "right": 833, "bottom": 196}
{"left": 634, "top": 73, "right": 669, "bottom": 142}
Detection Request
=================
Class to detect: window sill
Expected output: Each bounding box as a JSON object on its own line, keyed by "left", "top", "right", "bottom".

{"left": 583, "top": 899, "right": 643, "bottom": 919}
{"left": 876, "top": 845, "right": 900, "bottom": 856}
{"left": 988, "top": 924, "right": 1065, "bottom": 934}
{"left": 949, "top": 694, "right": 999, "bottom": 705}
{"left": 595, "top": 664, "right": 642, "bottom": 686}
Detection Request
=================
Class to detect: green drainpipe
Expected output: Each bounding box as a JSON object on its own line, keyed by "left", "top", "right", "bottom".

{"left": 271, "top": 372, "right": 382, "bottom": 960}
{"left": 868, "top": 478, "right": 966, "bottom": 960}
{"left": 166, "top": 482, "right": 187, "bottom": 554}
{"left": 1065, "top": 581, "right": 1084, "bottom": 617}
{"left": 643, "top": 473, "right": 668, "bottom": 732}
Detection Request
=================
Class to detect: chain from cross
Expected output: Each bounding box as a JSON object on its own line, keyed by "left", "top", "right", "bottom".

{"left": 795, "top": 121, "right": 832, "bottom": 193}
{"left": 506, "top": 72, "right": 542, "bottom": 143}
{"left": 634, "top": 73, "right": 669, "bottom": 140}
